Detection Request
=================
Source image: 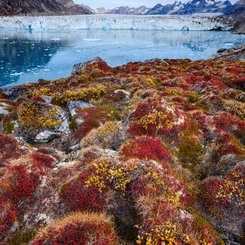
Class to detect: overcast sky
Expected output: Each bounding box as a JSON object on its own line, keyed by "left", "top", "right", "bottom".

{"left": 74, "top": 0, "right": 237, "bottom": 8}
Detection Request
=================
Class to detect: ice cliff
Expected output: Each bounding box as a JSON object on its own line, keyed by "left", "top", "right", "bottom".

{"left": 0, "top": 14, "right": 231, "bottom": 31}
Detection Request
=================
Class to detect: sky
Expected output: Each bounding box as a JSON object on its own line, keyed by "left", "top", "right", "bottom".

{"left": 74, "top": 0, "right": 237, "bottom": 8}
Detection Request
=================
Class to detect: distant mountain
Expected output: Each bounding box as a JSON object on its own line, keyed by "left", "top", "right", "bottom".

{"left": 228, "top": 0, "right": 245, "bottom": 34}
{"left": 146, "top": 2, "right": 184, "bottom": 15}
{"left": 95, "top": 6, "right": 150, "bottom": 15}
{"left": 58, "top": 0, "right": 93, "bottom": 14}
{"left": 228, "top": 0, "right": 245, "bottom": 17}
{"left": 0, "top": 0, "right": 92, "bottom": 16}
{"left": 146, "top": 0, "right": 233, "bottom": 15}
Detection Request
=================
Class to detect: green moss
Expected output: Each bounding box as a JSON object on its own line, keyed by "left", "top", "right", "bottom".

{"left": 9, "top": 228, "right": 38, "bottom": 245}
{"left": 69, "top": 118, "right": 77, "bottom": 130}
{"left": 187, "top": 93, "right": 200, "bottom": 103}
{"left": 3, "top": 121, "right": 14, "bottom": 134}
{"left": 189, "top": 209, "right": 225, "bottom": 245}
{"left": 195, "top": 101, "right": 211, "bottom": 111}
{"left": 178, "top": 131, "right": 202, "bottom": 170}
{"left": 98, "top": 105, "right": 122, "bottom": 121}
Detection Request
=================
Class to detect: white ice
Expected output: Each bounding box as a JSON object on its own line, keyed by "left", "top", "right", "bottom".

{"left": 0, "top": 14, "right": 231, "bottom": 31}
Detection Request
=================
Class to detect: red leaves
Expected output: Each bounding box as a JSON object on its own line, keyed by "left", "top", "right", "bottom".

{"left": 0, "top": 164, "right": 39, "bottom": 240}
{"left": 73, "top": 107, "right": 109, "bottom": 140}
{"left": 60, "top": 168, "right": 105, "bottom": 213}
{"left": 0, "top": 204, "right": 17, "bottom": 240}
{"left": 2, "top": 164, "right": 39, "bottom": 206}
{"left": 129, "top": 99, "right": 189, "bottom": 138}
{"left": 32, "top": 213, "right": 118, "bottom": 245}
{"left": 30, "top": 153, "right": 56, "bottom": 169}
{"left": 215, "top": 112, "right": 245, "bottom": 133}
{"left": 200, "top": 177, "right": 224, "bottom": 207}
{"left": 0, "top": 135, "right": 23, "bottom": 165}
{"left": 31, "top": 96, "right": 46, "bottom": 103}
{"left": 121, "top": 136, "right": 172, "bottom": 163}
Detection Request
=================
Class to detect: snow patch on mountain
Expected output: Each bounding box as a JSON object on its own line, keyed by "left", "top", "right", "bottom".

{"left": 146, "top": 0, "right": 233, "bottom": 15}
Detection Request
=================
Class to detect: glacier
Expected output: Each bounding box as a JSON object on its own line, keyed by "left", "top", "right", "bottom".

{"left": 0, "top": 14, "right": 232, "bottom": 31}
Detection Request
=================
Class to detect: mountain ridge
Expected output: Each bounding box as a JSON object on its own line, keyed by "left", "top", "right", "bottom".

{"left": 146, "top": 0, "right": 233, "bottom": 15}
{"left": 0, "top": 0, "right": 92, "bottom": 16}
{"left": 94, "top": 0, "right": 236, "bottom": 15}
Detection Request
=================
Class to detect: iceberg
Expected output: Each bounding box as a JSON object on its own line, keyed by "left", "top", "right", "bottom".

{"left": 0, "top": 14, "right": 231, "bottom": 31}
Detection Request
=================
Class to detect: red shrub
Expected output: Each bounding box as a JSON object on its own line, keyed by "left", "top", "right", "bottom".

{"left": 32, "top": 213, "right": 118, "bottom": 245}
{"left": 129, "top": 99, "right": 189, "bottom": 138}
{"left": 0, "top": 164, "right": 39, "bottom": 206}
{"left": 120, "top": 136, "right": 172, "bottom": 162}
{"left": 0, "top": 204, "right": 16, "bottom": 240}
{"left": 200, "top": 177, "right": 224, "bottom": 207}
{"left": 215, "top": 112, "right": 245, "bottom": 134}
{"left": 60, "top": 168, "right": 105, "bottom": 213}
{"left": 31, "top": 96, "right": 46, "bottom": 103}
{"left": 0, "top": 135, "right": 23, "bottom": 165}
{"left": 30, "top": 153, "right": 57, "bottom": 169}
{"left": 73, "top": 107, "right": 110, "bottom": 140}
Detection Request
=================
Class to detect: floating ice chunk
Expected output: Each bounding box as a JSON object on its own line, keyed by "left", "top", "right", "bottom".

{"left": 10, "top": 72, "right": 24, "bottom": 76}
{"left": 51, "top": 38, "right": 61, "bottom": 41}
{"left": 82, "top": 38, "right": 102, "bottom": 42}
{"left": 224, "top": 43, "right": 234, "bottom": 46}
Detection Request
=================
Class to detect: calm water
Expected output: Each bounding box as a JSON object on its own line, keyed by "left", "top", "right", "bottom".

{"left": 0, "top": 30, "right": 244, "bottom": 87}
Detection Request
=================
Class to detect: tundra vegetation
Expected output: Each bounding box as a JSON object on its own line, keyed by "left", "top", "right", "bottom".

{"left": 0, "top": 57, "right": 244, "bottom": 244}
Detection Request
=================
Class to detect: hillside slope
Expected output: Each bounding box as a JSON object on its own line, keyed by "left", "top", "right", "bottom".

{"left": 0, "top": 0, "right": 92, "bottom": 16}
{"left": 227, "top": 0, "right": 245, "bottom": 34}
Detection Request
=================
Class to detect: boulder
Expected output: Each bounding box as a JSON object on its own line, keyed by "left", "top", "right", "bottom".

{"left": 0, "top": 102, "right": 10, "bottom": 116}
{"left": 71, "top": 57, "right": 103, "bottom": 75}
{"left": 236, "top": 92, "right": 245, "bottom": 102}
{"left": 16, "top": 101, "right": 70, "bottom": 143}
{"left": 3, "top": 87, "right": 20, "bottom": 100}
{"left": 67, "top": 100, "right": 94, "bottom": 117}
{"left": 212, "top": 44, "right": 245, "bottom": 61}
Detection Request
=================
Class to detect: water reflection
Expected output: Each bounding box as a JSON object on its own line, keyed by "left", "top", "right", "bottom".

{"left": 0, "top": 30, "right": 244, "bottom": 87}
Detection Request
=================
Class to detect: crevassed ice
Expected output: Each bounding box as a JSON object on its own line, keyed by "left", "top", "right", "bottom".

{"left": 0, "top": 15, "right": 231, "bottom": 31}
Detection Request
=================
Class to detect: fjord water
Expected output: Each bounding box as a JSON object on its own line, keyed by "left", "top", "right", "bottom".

{"left": 0, "top": 30, "right": 244, "bottom": 87}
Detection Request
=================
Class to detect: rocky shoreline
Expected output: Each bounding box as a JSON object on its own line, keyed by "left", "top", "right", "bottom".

{"left": 0, "top": 48, "right": 244, "bottom": 244}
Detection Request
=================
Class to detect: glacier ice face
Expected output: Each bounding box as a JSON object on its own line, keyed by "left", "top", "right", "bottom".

{"left": 0, "top": 14, "right": 231, "bottom": 31}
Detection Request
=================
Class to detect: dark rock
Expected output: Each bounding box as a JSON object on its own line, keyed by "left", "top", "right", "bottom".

{"left": 215, "top": 154, "right": 244, "bottom": 175}
{"left": 209, "top": 26, "right": 223, "bottom": 31}
{"left": 16, "top": 101, "right": 70, "bottom": 143}
{"left": 236, "top": 92, "right": 245, "bottom": 102}
{"left": 72, "top": 57, "right": 103, "bottom": 75}
{"left": 3, "top": 87, "right": 20, "bottom": 100}
{"left": 67, "top": 100, "right": 94, "bottom": 117}
{"left": 211, "top": 44, "right": 245, "bottom": 61}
